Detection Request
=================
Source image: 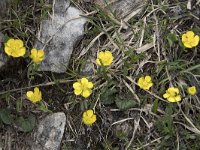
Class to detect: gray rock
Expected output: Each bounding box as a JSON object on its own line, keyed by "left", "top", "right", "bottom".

{"left": 0, "top": 0, "right": 10, "bottom": 19}
{"left": 32, "top": 112, "right": 66, "bottom": 150}
{"left": 95, "top": 0, "right": 145, "bottom": 19}
{"left": 35, "top": 0, "right": 87, "bottom": 73}
{"left": 81, "top": 60, "right": 94, "bottom": 76}
{"left": 115, "top": 122, "right": 133, "bottom": 137}
{"left": 0, "top": 32, "right": 8, "bottom": 69}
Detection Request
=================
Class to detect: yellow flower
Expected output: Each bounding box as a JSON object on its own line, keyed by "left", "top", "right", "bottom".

{"left": 187, "top": 86, "right": 197, "bottom": 95}
{"left": 96, "top": 51, "right": 113, "bottom": 66}
{"left": 4, "top": 39, "right": 26, "bottom": 57}
{"left": 137, "top": 76, "right": 153, "bottom": 90}
{"left": 182, "top": 31, "right": 199, "bottom": 48}
{"left": 30, "top": 48, "right": 45, "bottom": 63}
{"left": 163, "top": 87, "right": 181, "bottom": 102}
{"left": 26, "top": 87, "right": 42, "bottom": 103}
{"left": 73, "top": 78, "right": 93, "bottom": 98}
{"left": 82, "top": 109, "right": 96, "bottom": 125}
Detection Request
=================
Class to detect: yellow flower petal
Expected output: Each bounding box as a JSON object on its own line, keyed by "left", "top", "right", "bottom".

{"left": 186, "top": 31, "right": 194, "bottom": 38}
{"left": 163, "top": 93, "right": 169, "bottom": 98}
{"left": 87, "top": 82, "right": 93, "bottom": 89}
{"left": 168, "top": 87, "right": 175, "bottom": 93}
{"left": 34, "top": 87, "right": 40, "bottom": 94}
{"left": 38, "top": 50, "right": 45, "bottom": 57}
{"left": 98, "top": 51, "right": 105, "bottom": 60}
{"left": 137, "top": 76, "right": 153, "bottom": 90}
{"left": 85, "top": 110, "right": 94, "bottom": 117}
{"left": 81, "top": 78, "right": 88, "bottom": 85}
{"left": 73, "top": 82, "right": 81, "bottom": 90}
{"left": 30, "top": 49, "right": 45, "bottom": 63}
{"left": 182, "top": 34, "right": 187, "bottom": 42}
{"left": 6, "top": 39, "right": 15, "bottom": 47}
{"left": 182, "top": 31, "right": 199, "bottom": 48}
{"left": 82, "top": 110, "right": 96, "bottom": 125}
{"left": 31, "top": 49, "right": 37, "bottom": 56}
{"left": 175, "top": 95, "right": 181, "bottom": 102}
{"left": 74, "top": 89, "right": 82, "bottom": 95}
{"left": 96, "top": 58, "right": 101, "bottom": 66}
{"left": 16, "top": 47, "right": 26, "bottom": 57}
{"left": 82, "top": 89, "right": 91, "bottom": 98}
{"left": 4, "top": 47, "right": 12, "bottom": 56}
{"left": 26, "top": 91, "right": 33, "bottom": 98}
{"left": 187, "top": 86, "right": 197, "bottom": 95}
{"left": 26, "top": 87, "right": 42, "bottom": 103}
{"left": 163, "top": 87, "right": 181, "bottom": 103}
{"left": 146, "top": 83, "right": 153, "bottom": 90}
{"left": 145, "top": 76, "right": 151, "bottom": 82}
{"left": 73, "top": 78, "right": 93, "bottom": 98}
{"left": 168, "top": 97, "right": 175, "bottom": 102}
{"left": 15, "top": 39, "right": 24, "bottom": 47}
{"left": 105, "top": 51, "right": 112, "bottom": 58}
{"left": 183, "top": 42, "right": 192, "bottom": 48}
{"left": 192, "top": 35, "right": 199, "bottom": 47}
{"left": 96, "top": 51, "right": 113, "bottom": 66}
{"left": 4, "top": 39, "right": 26, "bottom": 57}
{"left": 137, "top": 77, "right": 144, "bottom": 87}
{"left": 174, "top": 88, "right": 179, "bottom": 94}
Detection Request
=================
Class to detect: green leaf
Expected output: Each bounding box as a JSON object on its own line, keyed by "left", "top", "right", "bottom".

{"left": 155, "top": 115, "right": 175, "bottom": 136}
{"left": 101, "top": 88, "right": 117, "bottom": 105}
{"left": 15, "top": 114, "right": 36, "bottom": 132}
{"left": 152, "top": 99, "right": 159, "bottom": 113}
{"left": 80, "top": 101, "right": 88, "bottom": 111}
{"left": 115, "top": 98, "right": 137, "bottom": 110}
{"left": 37, "top": 101, "right": 51, "bottom": 113}
{"left": 0, "top": 109, "right": 13, "bottom": 125}
{"left": 167, "top": 33, "right": 178, "bottom": 47}
{"left": 16, "top": 99, "right": 23, "bottom": 112}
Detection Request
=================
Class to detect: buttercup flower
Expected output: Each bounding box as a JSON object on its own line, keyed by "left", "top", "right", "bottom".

{"left": 73, "top": 78, "right": 93, "bottom": 98}
{"left": 82, "top": 109, "right": 96, "bottom": 125}
{"left": 187, "top": 86, "right": 197, "bottom": 95}
{"left": 4, "top": 39, "right": 26, "bottom": 57}
{"left": 96, "top": 51, "right": 113, "bottom": 66}
{"left": 26, "top": 87, "right": 42, "bottom": 103}
{"left": 182, "top": 31, "right": 199, "bottom": 48}
{"left": 30, "top": 48, "right": 45, "bottom": 63}
{"left": 137, "top": 76, "right": 153, "bottom": 90}
{"left": 163, "top": 87, "right": 181, "bottom": 102}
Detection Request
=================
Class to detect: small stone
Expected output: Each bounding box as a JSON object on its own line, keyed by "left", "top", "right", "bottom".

{"left": 35, "top": 0, "right": 87, "bottom": 73}
{"left": 0, "top": 32, "right": 8, "bottom": 69}
{"left": 115, "top": 122, "right": 133, "bottom": 137}
{"left": 32, "top": 112, "right": 66, "bottom": 150}
{"left": 81, "top": 60, "right": 94, "bottom": 76}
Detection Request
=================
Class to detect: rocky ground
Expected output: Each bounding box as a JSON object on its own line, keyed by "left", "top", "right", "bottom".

{"left": 0, "top": 0, "right": 200, "bottom": 150}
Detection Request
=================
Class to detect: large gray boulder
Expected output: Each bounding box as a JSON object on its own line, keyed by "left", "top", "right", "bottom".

{"left": 35, "top": 0, "right": 87, "bottom": 73}
{"left": 32, "top": 112, "right": 66, "bottom": 150}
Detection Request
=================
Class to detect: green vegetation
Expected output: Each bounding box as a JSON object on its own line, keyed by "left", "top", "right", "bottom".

{"left": 0, "top": 0, "right": 200, "bottom": 149}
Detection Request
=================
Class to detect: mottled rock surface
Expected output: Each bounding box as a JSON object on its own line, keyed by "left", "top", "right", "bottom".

{"left": 35, "top": 0, "right": 87, "bottom": 73}
{"left": 81, "top": 60, "right": 94, "bottom": 76}
{"left": 0, "top": 0, "right": 10, "bottom": 19}
{"left": 32, "top": 112, "right": 66, "bottom": 150}
{"left": 0, "top": 0, "right": 9, "bottom": 68}
{"left": 95, "top": 0, "right": 145, "bottom": 19}
{"left": 0, "top": 32, "right": 8, "bottom": 69}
